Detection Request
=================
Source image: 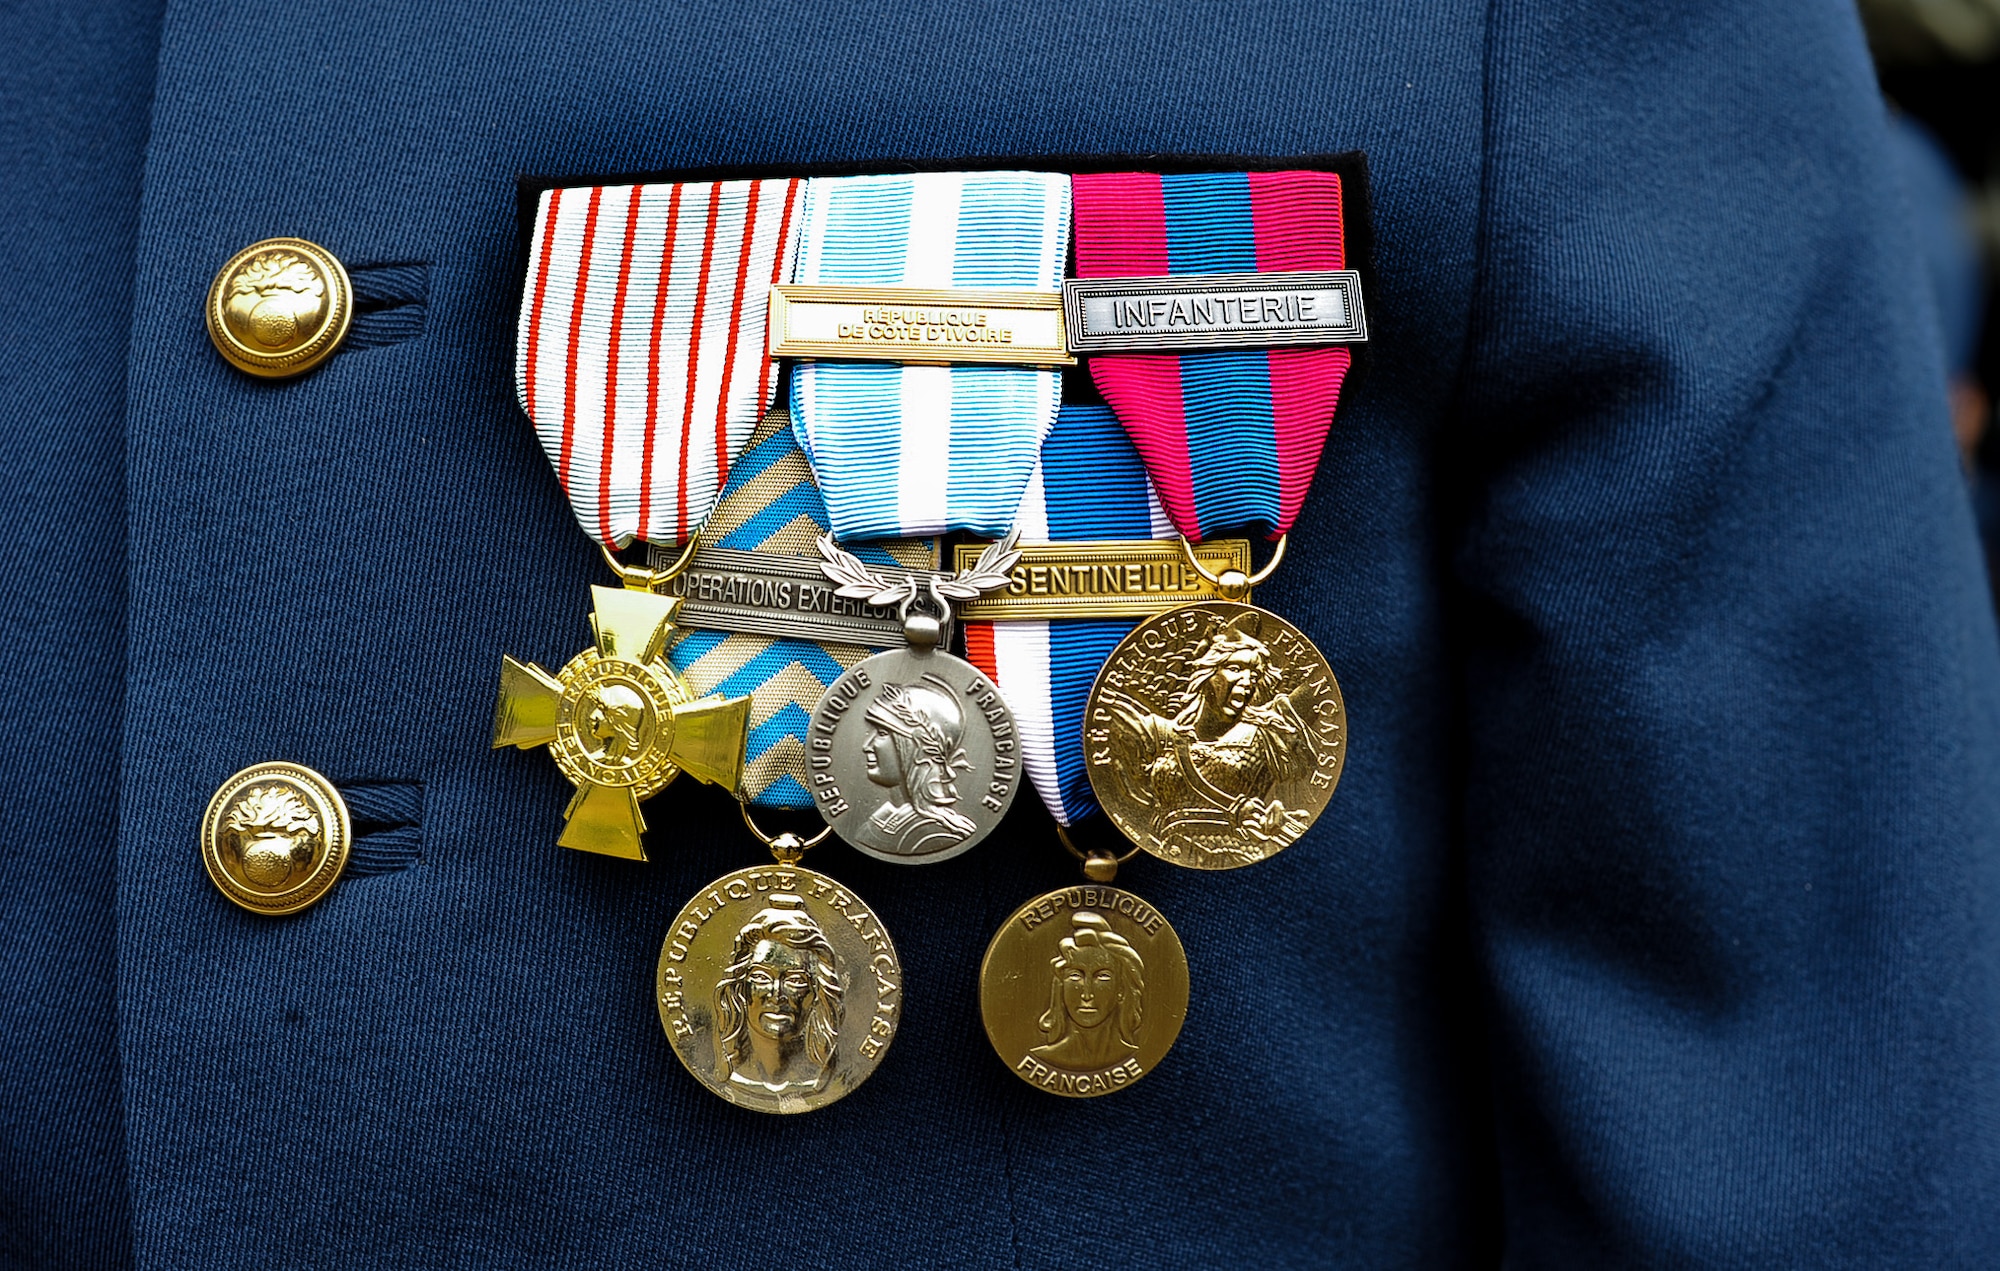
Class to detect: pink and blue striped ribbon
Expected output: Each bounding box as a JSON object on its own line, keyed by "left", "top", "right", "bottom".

{"left": 964, "top": 404, "right": 1172, "bottom": 826}
{"left": 1071, "top": 170, "right": 1351, "bottom": 541}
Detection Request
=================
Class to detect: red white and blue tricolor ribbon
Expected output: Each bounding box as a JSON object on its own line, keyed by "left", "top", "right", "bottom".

{"left": 1071, "top": 170, "right": 1351, "bottom": 540}
{"left": 517, "top": 178, "right": 802, "bottom": 547}
{"left": 964, "top": 405, "right": 1172, "bottom": 826}
{"left": 790, "top": 171, "right": 1068, "bottom": 541}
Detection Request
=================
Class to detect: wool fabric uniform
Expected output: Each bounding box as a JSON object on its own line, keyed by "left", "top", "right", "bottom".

{"left": 1072, "top": 169, "right": 1353, "bottom": 540}
{"left": 8, "top": 1, "right": 2000, "bottom": 1268}
{"left": 667, "top": 407, "right": 934, "bottom": 808}
{"left": 0, "top": 0, "right": 157, "bottom": 1264}
{"left": 963, "top": 404, "right": 1172, "bottom": 825}
{"left": 517, "top": 178, "right": 800, "bottom": 547}
{"left": 789, "top": 170, "right": 1068, "bottom": 540}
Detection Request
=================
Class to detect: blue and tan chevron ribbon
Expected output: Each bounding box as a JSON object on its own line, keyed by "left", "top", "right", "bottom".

{"left": 668, "top": 407, "right": 935, "bottom": 808}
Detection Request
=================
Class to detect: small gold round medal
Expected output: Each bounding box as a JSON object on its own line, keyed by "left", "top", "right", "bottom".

{"left": 199, "top": 761, "right": 351, "bottom": 916}
{"left": 657, "top": 864, "right": 900, "bottom": 1114}
{"left": 980, "top": 883, "right": 1188, "bottom": 1097}
{"left": 1084, "top": 600, "right": 1346, "bottom": 870}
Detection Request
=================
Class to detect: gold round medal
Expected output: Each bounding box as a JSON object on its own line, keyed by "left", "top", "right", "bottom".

{"left": 1084, "top": 600, "right": 1346, "bottom": 870}
{"left": 657, "top": 864, "right": 900, "bottom": 1114}
{"left": 980, "top": 883, "right": 1188, "bottom": 1098}
{"left": 199, "top": 761, "right": 351, "bottom": 915}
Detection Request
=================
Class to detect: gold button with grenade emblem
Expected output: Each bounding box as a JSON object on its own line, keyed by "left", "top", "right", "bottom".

{"left": 205, "top": 238, "right": 352, "bottom": 377}
{"left": 200, "top": 762, "right": 351, "bottom": 915}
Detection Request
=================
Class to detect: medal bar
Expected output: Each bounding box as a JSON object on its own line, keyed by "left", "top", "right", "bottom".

{"left": 1063, "top": 269, "right": 1367, "bottom": 354}
{"left": 770, "top": 284, "right": 1075, "bottom": 367}
{"left": 952, "top": 538, "right": 1250, "bottom": 621}
{"left": 645, "top": 543, "right": 941, "bottom": 647}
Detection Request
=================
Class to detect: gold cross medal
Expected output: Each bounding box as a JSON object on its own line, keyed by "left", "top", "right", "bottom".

{"left": 508, "top": 177, "right": 913, "bottom": 1115}
{"left": 492, "top": 570, "right": 750, "bottom": 860}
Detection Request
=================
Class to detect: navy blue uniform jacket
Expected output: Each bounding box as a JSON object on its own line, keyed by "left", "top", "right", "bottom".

{"left": 5, "top": 0, "right": 1999, "bottom": 1266}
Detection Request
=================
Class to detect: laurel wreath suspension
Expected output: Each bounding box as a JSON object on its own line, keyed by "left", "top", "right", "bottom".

{"left": 815, "top": 527, "right": 1022, "bottom": 612}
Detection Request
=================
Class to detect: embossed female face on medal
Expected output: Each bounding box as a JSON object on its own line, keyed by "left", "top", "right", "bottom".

{"left": 1084, "top": 551, "right": 1348, "bottom": 870}
{"left": 658, "top": 863, "right": 901, "bottom": 1115}
{"left": 980, "top": 881, "right": 1189, "bottom": 1098}
{"left": 806, "top": 533, "right": 1024, "bottom": 863}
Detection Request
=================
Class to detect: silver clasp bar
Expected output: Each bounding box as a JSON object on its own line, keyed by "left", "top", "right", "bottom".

{"left": 1062, "top": 270, "right": 1367, "bottom": 354}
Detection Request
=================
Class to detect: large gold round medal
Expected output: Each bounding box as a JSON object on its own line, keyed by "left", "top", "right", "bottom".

{"left": 1084, "top": 600, "right": 1346, "bottom": 870}
{"left": 657, "top": 864, "right": 900, "bottom": 1114}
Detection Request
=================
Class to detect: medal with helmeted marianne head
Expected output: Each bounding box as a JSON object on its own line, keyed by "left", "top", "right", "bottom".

{"left": 785, "top": 171, "right": 1077, "bottom": 864}
{"left": 804, "top": 533, "right": 1025, "bottom": 863}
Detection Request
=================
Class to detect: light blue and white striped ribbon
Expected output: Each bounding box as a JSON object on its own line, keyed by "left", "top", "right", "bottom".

{"left": 965, "top": 404, "right": 1173, "bottom": 825}
{"left": 789, "top": 171, "right": 1070, "bottom": 541}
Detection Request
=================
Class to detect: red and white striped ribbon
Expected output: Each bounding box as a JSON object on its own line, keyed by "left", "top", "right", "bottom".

{"left": 516, "top": 179, "right": 801, "bottom": 546}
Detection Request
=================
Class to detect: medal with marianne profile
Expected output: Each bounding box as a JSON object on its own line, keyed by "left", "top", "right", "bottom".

{"left": 492, "top": 580, "right": 751, "bottom": 862}
{"left": 494, "top": 177, "right": 801, "bottom": 859}
{"left": 808, "top": 645, "right": 1019, "bottom": 864}
{"left": 780, "top": 171, "right": 1072, "bottom": 860}
{"left": 804, "top": 532, "right": 1027, "bottom": 864}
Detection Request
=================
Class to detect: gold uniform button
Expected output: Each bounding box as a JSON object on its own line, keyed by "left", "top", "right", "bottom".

{"left": 200, "top": 761, "right": 351, "bottom": 915}
{"left": 205, "top": 237, "right": 352, "bottom": 377}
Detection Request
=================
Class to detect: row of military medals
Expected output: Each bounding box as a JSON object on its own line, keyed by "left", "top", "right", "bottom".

{"left": 495, "top": 169, "right": 1362, "bottom": 1111}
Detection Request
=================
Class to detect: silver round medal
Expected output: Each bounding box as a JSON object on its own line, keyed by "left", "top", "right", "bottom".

{"left": 807, "top": 636, "right": 1020, "bottom": 864}
{"left": 806, "top": 529, "right": 1025, "bottom": 862}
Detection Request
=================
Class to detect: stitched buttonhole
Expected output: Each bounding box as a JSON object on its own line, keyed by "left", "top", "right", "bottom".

{"left": 343, "top": 262, "right": 429, "bottom": 351}
{"left": 340, "top": 780, "right": 424, "bottom": 876}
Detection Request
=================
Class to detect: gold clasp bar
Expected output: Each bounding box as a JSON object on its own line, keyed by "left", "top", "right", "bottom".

{"left": 769, "top": 285, "right": 1076, "bottom": 368}
{"left": 951, "top": 539, "right": 1251, "bottom": 621}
